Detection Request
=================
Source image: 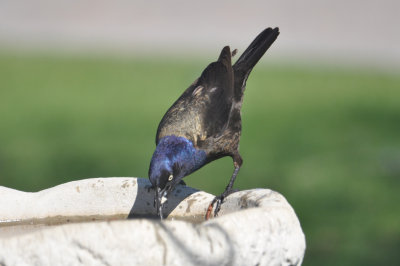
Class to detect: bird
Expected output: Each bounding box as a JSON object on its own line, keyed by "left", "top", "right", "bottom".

{"left": 148, "top": 27, "right": 280, "bottom": 219}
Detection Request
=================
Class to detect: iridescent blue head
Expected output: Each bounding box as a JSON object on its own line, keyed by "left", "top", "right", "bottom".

{"left": 149, "top": 135, "right": 206, "bottom": 218}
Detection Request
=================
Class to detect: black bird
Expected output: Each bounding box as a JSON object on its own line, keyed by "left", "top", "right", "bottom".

{"left": 149, "top": 27, "right": 280, "bottom": 219}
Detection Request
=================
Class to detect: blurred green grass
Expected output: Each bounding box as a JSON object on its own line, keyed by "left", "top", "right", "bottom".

{"left": 1, "top": 52, "right": 399, "bottom": 265}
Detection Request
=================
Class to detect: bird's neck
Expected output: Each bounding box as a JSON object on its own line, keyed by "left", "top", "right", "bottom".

{"left": 154, "top": 135, "right": 207, "bottom": 177}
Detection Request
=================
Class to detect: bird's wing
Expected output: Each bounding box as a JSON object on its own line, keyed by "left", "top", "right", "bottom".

{"left": 156, "top": 46, "right": 234, "bottom": 148}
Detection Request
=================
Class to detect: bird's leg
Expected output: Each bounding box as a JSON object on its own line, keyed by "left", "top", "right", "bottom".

{"left": 214, "top": 166, "right": 240, "bottom": 213}
{"left": 206, "top": 154, "right": 243, "bottom": 219}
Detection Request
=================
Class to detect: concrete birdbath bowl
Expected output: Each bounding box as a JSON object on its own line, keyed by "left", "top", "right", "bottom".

{"left": 0, "top": 177, "right": 305, "bottom": 265}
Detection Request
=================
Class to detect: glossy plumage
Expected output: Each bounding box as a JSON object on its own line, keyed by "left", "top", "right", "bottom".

{"left": 149, "top": 27, "right": 280, "bottom": 219}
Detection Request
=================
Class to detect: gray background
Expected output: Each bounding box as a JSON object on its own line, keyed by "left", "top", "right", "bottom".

{"left": 1, "top": 0, "right": 399, "bottom": 70}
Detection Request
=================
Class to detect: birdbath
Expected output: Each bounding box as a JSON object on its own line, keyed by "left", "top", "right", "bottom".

{"left": 0, "top": 177, "right": 305, "bottom": 265}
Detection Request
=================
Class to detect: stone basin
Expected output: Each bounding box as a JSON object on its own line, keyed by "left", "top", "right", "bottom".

{"left": 0, "top": 177, "right": 305, "bottom": 265}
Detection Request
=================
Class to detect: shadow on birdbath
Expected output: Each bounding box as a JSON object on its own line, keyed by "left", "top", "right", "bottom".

{"left": 127, "top": 178, "right": 211, "bottom": 221}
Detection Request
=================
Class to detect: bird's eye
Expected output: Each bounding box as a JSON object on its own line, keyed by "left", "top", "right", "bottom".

{"left": 168, "top": 174, "right": 173, "bottom": 181}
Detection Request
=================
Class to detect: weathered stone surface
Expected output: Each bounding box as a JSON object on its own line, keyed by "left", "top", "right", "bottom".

{"left": 0, "top": 177, "right": 305, "bottom": 265}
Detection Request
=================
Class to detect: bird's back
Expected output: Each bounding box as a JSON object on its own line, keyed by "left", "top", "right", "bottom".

{"left": 156, "top": 46, "right": 234, "bottom": 150}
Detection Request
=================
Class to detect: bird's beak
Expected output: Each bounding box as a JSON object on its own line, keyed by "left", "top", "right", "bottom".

{"left": 155, "top": 187, "right": 167, "bottom": 219}
{"left": 154, "top": 181, "right": 177, "bottom": 219}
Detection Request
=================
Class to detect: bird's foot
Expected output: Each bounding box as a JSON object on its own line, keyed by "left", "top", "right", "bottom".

{"left": 205, "top": 196, "right": 223, "bottom": 220}
{"left": 205, "top": 189, "right": 238, "bottom": 220}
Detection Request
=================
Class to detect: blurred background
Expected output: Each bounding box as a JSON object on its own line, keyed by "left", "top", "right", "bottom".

{"left": 1, "top": 0, "right": 399, "bottom": 265}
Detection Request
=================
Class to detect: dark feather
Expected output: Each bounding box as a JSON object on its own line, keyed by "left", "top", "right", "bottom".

{"left": 233, "top": 27, "right": 280, "bottom": 101}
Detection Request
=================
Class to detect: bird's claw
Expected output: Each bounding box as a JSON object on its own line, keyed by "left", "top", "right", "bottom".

{"left": 213, "top": 197, "right": 223, "bottom": 216}
{"left": 205, "top": 189, "right": 240, "bottom": 220}
{"left": 205, "top": 195, "right": 224, "bottom": 220}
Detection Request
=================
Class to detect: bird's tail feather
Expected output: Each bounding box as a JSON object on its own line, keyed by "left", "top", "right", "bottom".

{"left": 233, "top": 27, "right": 279, "bottom": 98}
{"left": 234, "top": 27, "right": 279, "bottom": 73}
